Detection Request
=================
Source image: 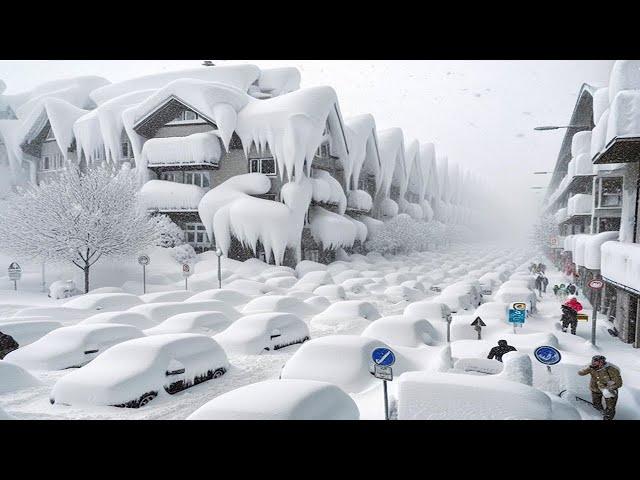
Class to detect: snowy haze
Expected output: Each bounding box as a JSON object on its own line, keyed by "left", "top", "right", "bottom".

{"left": 0, "top": 60, "right": 614, "bottom": 240}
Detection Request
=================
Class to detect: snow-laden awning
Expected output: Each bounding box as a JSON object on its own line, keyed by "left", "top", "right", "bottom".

{"left": 571, "top": 131, "right": 591, "bottom": 157}
{"left": 608, "top": 60, "right": 640, "bottom": 104}
{"left": 601, "top": 240, "right": 640, "bottom": 292}
{"left": 90, "top": 65, "right": 260, "bottom": 106}
{"left": 139, "top": 179, "right": 207, "bottom": 211}
{"left": 584, "top": 231, "right": 618, "bottom": 270}
{"left": 1, "top": 76, "right": 108, "bottom": 120}
{"left": 344, "top": 114, "right": 380, "bottom": 191}
{"left": 593, "top": 87, "right": 609, "bottom": 125}
{"left": 555, "top": 208, "right": 568, "bottom": 225}
{"left": 346, "top": 189, "right": 373, "bottom": 212}
{"left": 379, "top": 198, "right": 399, "bottom": 218}
{"left": 309, "top": 206, "right": 357, "bottom": 250}
{"left": 141, "top": 131, "right": 222, "bottom": 167}
{"left": 344, "top": 215, "right": 368, "bottom": 243}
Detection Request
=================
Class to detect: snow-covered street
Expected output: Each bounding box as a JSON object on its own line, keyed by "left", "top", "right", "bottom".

{"left": 2, "top": 243, "right": 639, "bottom": 420}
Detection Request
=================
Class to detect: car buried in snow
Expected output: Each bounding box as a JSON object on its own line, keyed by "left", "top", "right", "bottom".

{"left": 49, "top": 334, "right": 229, "bottom": 408}
{"left": 214, "top": 312, "right": 310, "bottom": 355}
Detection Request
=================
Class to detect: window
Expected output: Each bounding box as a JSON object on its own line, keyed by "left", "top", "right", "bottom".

{"left": 249, "top": 157, "right": 276, "bottom": 176}
{"left": 315, "top": 142, "right": 330, "bottom": 158}
{"left": 170, "top": 110, "right": 201, "bottom": 123}
{"left": 42, "top": 156, "right": 50, "bottom": 170}
{"left": 303, "top": 248, "right": 319, "bottom": 262}
{"left": 598, "top": 217, "right": 621, "bottom": 233}
{"left": 184, "top": 172, "right": 210, "bottom": 188}
{"left": 597, "top": 177, "right": 623, "bottom": 208}
{"left": 184, "top": 223, "right": 211, "bottom": 251}
{"left": 45, "top": 127, "right": 55, "bottom": 140}
{"left": 122, "top": 141, "right": 131, "bottom": 158}
{"left": 161, "top": 172, "right": 179, "bottom": 183}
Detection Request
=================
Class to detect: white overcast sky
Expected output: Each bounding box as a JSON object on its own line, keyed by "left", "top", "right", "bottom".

{"left": 0, "top": 60, "right": 614, "bottom": 236}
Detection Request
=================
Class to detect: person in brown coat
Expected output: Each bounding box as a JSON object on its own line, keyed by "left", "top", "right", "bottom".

{"left": 578, "top": 355, "right": 623, "bottom": 420}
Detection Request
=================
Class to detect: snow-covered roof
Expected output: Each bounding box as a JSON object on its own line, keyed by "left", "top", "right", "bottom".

{"left": 346, "top": 189, "right": 373, "bottom": 212}
{"left": 89, "top": 65, "right": 260, "bottom": 105}
{"left": 344, "top": 114, "right": 381, "bottom": 191}
{"left": 377, "top": 128, "right": 405, "bottom": 198}
{"left": 255, "top": 67, "right": 301, "bottom": 97}
{"left": 139, "top": 179, "right": 207, "bottom": 211}
{"left": 607, "top": 89, "right": 640, "bottom": 143}
{"left": 18, "top": 97, "right": 89, "bottom": 161}
{"left": 0, "top": 76, "right": 109, "bottom": 120}
{"left": 608, "top": 60, "right": 640, "bottom": 104}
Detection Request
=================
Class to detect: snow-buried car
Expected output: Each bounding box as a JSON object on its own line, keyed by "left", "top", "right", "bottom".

{"left": 50, "top": 334, "right": 229, "bottom": 408}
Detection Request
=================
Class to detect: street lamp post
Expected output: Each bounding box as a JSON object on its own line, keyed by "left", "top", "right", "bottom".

{"left": 215, "top": 247, "right": 223, "bottom": 289}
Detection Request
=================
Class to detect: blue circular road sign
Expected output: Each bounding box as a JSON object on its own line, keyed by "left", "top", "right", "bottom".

{"left": 534, "top": 345, "right": 562, "bottom": 365}
{"left": 372, "top": 347, "right": 396, "bottom": 366}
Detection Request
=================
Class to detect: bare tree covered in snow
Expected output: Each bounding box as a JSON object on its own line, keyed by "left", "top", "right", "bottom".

{"left": 153, "top": 214, "right": 185, "bottom": 248}
{"left": 0, "top": 165, "right": 161, "bottom": 292}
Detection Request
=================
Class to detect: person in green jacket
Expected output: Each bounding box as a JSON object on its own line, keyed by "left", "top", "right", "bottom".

{"left": 578, "top": 355, "right": 623, "bottom": 420}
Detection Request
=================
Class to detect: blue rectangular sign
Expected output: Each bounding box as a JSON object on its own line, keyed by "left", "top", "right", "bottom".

{"left": 508, "top": 308, "right": 526, "bottom": 324}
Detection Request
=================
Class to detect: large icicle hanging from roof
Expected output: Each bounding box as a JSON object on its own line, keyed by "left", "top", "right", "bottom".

{"left": 236, "top": 86, "right": 348, "bottom": 184}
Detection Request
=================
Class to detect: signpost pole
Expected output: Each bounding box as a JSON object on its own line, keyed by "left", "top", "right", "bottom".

{"left": 185, "top": 276, "right": 188, "bottom": 291}
{"left": 13, "top": 279, "right": 17, "bottom": 291}
{"left": 142, "top": 265, "right": 147, "bottom": 294}
{"left": 446, "top": 316, "right": 451, "bottom": 343}
{"left": 476, "top": 325, "right": 481, "bottom": 340}
{"left": 383, "top": 380, "right": 389, "bottom": 421}
{"left": 591, "top": 290, "right": 599, "bottom": 347}
{"left": 41, "top": 261, "right": 46, "bottom": 293}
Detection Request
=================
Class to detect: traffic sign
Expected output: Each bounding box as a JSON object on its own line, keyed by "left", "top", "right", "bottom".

{"left": 373, "top": 364, "right": 393, "bottom": 381}
{"left": 534, "top": 345, "right": 562, "bottom": 365}
{"left": 430, "top": 286, "right": 442, "bottom": 293}
{"left": 8, "top": 262, "right": 21, "bottom": 281}
{"left": 182, "top": 264, "right": 192, "bottom": 276}
{"left": 372, "top": 347, "right": 395, "bottom": 366}
{"left": 508, "top": 302, "right": 527, "bottom": 324}
{"left": 138, "top": 255, "right": 150, "bottom": 266}
{"left": 470, "top": 317, "right": 486, "bottom": 327}
{"left": 588, "top": 279, "right": 604, "bottom": 290}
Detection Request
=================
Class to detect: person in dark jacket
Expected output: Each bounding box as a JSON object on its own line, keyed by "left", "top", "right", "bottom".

{"left": 0, "top": 331, "right": 19, "bottom": 359}
{"left": 541, "top": 275, "right": 549, "bottom": 293}
{"left": 534, "top": 275, "right": 544, "bottom": 296}
{"left": 538, "top": 263, "right": 546, "bottom": 273}
{"left": 553, "top": 284, "right": 560, "bottom": 296}
{"left": 578, "top": 355, "right": 623, "bottom": 420}
{"left": 487, "top": 340, "right": 517, "bottom": 362}
{"left": 561, "top": 304, "right": 578, "bottom": 334}
{"left": 567, "top": 283, "right": 577, "bottom": 295}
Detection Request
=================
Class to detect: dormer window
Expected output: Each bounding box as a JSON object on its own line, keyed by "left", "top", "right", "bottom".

{"left": 45, "top": 127, "right": 56, "bottom": 141}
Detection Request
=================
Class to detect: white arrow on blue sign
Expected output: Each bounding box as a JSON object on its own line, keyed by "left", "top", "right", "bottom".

{"left": 372, "top": 347, "right": 396, "bottom": 366}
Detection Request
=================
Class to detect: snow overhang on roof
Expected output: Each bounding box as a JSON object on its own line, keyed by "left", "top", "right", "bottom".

{"left": 142, "top": 131, "right": 222, "bottom": 168}
{"left": 344, "top": 114, "right": 381, "bottom": 191}
{"left": 377, "top": 128, "right": 405, "bottom": 197}
{"left": 18, "top": 97, "right": 88, "bottom": 161}
{"left": 235, "top": 86, "right": 350, "bottom": 183}
{"left": 89, "top": 65, "right": 260, "bottom": 106}
{"left": 139, "top": 179, "right": 206, "bottom": 212}
{"left": 254, "top": 67, "right": 301, "bottom": 97}
{"left": 0, "top": 76, "right": 109, "bottom": 121}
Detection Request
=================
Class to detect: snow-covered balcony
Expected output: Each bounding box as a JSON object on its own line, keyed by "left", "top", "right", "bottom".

{"left": 566, "top": 193, "right": 593, "bottom": 218}
{"left": 141, "top": 131, "right": 222, "bottom": 172}
{"left": 139, "top": 180, "right": 207, "bottom": 212}
{"left": 580, "top": 231, "right": 619, "bottom": 270}
{"left": 555, "top": 207, "right": 567, "bottom": 224}
{"left": 308, "top": 206, "right": 357, "bottom": 250}
{"left": 346, "top": 189, "right": 373, "bottom": 213}
{"left": 379, "top": 198, "right": 399, "bottom": 219}
{"left": 601, "top": 241, "right": 640, "bottom": 292}
{"left": 310, "top": 170, "right": 347, "bottom": 213}
{"left": 594, "top": 89, "right": 640, "bottom": 165}
{"left": 399, "top": 198, "right": 423, "bottom": 220}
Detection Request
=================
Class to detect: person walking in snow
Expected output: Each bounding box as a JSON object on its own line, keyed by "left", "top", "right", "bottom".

{"left": 578, "top": 355, "right": 623, "bottom": 420}
{"left": 538, "top": 262, "right": 546, "bottom": 274}
{"left": 561, "top": 297, "right": 582, "bottom": 335}
{"left": 553, "top": 284, "right": 560, "bottom": 296}
{"left": 558, "top": 283, "right": 568, "bottom": 301}
{"left": 534, "top": 274, "right": 544, "bottom": 296}
{"left": 0, "top": 330, "right": 19, "bottom": 359}
{"left": 541, "top": 275, "right": 549, "bottom": 293}
{"left": 487, "top": 339, "right": 517, "bottom": 362}
{"left": 567, "top": 283, "right": 577, "bottom": 296}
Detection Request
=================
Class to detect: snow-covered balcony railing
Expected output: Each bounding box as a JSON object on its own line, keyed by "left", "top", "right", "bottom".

{"left": 139, "top": 180, "right": 207, "bottom": 212}
{"left": 579, "top": 231, "right": 619, "bottom": 271}
{"left": 554, "top": 207, "right": 568, "bottom": 225}
{"left": 566, "top": 193, "right": 593, "bottom": 218}
{"left": 346, "top": 189, "right": 373, "bottom": 213}
{"left": 379, "top": 198, "right": 399, "bottom": 219}
{"left": 594, "top": 89, "right": 640, "bottom": 165}
{"left": 141, "top": 131, "right": 222, "bottom": 171}
{"left": 601, "top": 241, "right": 640, "bottom": 293}
{"left": 310, "top": 170, "right": 346, "bottom": 213}
{"left": 398, "top": 198, "right": 424, "bottom": 220}
{"left": 572, "top": 234, "right": 592, "bottom": 267}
